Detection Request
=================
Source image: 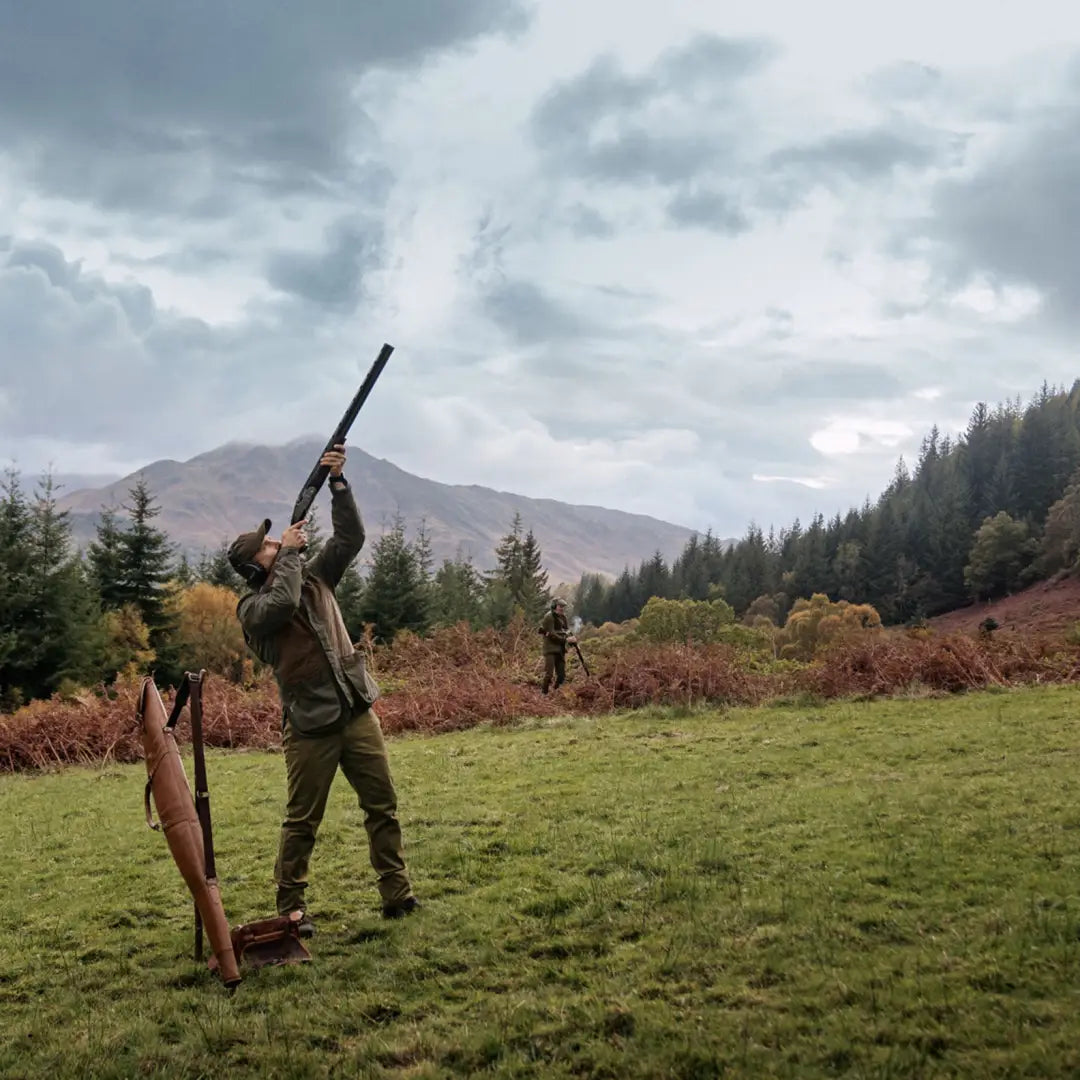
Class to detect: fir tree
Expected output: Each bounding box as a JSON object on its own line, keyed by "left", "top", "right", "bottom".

{"left": 492, "top": 512, "right": 525, "bottom": 599}
{"left": 0, "top": 470, "right": 100, "bottom": 703}
{"left": 574, "top": 572, "right": 609, "bottom": 625}
{"left": 490, "top": 514, "right": 549, "bottom": 621}
{"left": 197, "top": 542, "right": 241, "bottom": 590}
{"left": 118, "top": 477, "right": 176, "bottom": 644}
{"left": 173, "top": 553, "right": 197, "bottom": 588}
{"left": 0, "top": 468, "right": 37, "bottom": 707}
{"left": 359, "top": 515, "right": 430, "bottom": 642}
{"left": 335, "top": 563, "right": 367, "bottom": 642}
{"left": 432, "top": 556, "right": 485, "bottom": 628}
{"left": 26, "top": 473, "right": 102, "bottom": 694}
{"left": 87, "top": 506, "right": 126, "bottom": 610}
{"left": 517, "top": 528, "right": 550, "bottom": 622}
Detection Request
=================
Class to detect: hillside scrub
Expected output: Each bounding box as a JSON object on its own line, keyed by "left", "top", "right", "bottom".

{"left": 3, "top": 618, "right": 1080, "bottom": 772}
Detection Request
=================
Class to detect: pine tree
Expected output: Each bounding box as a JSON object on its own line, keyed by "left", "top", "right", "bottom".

{"left": 0, "top": 468, "right": 37, "bottom": 707}
{"left": 432, "top": 557, "right": 485, "bottom": 628}
{"left": 27, "top": 473, "right": 102, "bottom": 694}
{"left": 335, "top": 564, "right": 367, "bottom": 641}
{"left": 413, "top": 518, "right": 437, "bottom": 626}
{"left": 637, "top": 550, "right": 670, "bottom": 606}
{"left": 517, "top": 529, "right": 550, "bottom": 622}
{"left": 608, "top": 568, "right": 638, "bottom": 623}
{"left": 573, "top": 572, "right": 609, "bottom": 625}
{"left": 87, "top": 506, "right": 126, "bottom": 610}
{"left": 960, "top": 401, "right": 995, "bottom": 524}
{"left": 490, "top": 514, "right": 549, "bottom": 621}
{"left": 197, "top": 542, "right": 241, "bottom": 590}
{"left": 672, "top": 534, "right": 708, "bottom": 600}
{"left": 0, "top": 470, "right": 100, "bottom": 704}
{"left": 492, "top": 512, "right": 525, "bottom": 600}
{"left": 359, "top": 515, "right": 430, "bottom": 642}
{"left": 174, "top": 553, "right": 197, "bottom": 588}
{"left": 118, "top": 478, "right": 176, "bottom": 645}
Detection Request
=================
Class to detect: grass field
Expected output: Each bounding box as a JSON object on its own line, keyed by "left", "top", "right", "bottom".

{"left": 3, "top": 686, "right": 1080, "bottom": 1078}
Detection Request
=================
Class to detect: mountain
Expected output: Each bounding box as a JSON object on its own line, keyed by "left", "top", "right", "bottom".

{"left": 55, "top": 439, "right": 699, "bottom": 584}
{"left": 53, "top": 472, "right": 123, "bottom": 493}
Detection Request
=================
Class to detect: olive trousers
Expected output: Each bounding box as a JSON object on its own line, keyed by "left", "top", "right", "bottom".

{"left": 274, "top": 708, "right": 412, "bottom": 914}
{"left": 542, "top": 652, "right": 566, "bottom": 693}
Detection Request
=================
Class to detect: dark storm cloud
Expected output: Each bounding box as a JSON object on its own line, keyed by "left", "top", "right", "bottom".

{"left": 530, "top": 34, "right": 774, "bottom": 184}
{"left": 265, "top": 218, "right": 384, "bottom": 310}
{"left": 0, "top": 1, "right": 529, "bottom": 216}
{"left": 6, "top": 239, "right": 157, "bottom": 332}
{"left": 666, "top": 189, "right": 751, "bottom": 235}
{"left": 483, "top": 280, "right": 595, "bottom": 345}
{"left": 566, "top": 205, "right": 616, "bottom": 239}
{"left": 530, "top": 34, "right": 957, "bottom": 240}
{"left": 0, "top": 240, "right": 324, "bottom": 453}
{"left": 913, "top": 74, "right": 1080, "bottom": 326}
{"left": 758, "top": 124, "right": 963, "bottom": 213}
{"left": 770, "top": 128, "right": 952, "bottom": 182}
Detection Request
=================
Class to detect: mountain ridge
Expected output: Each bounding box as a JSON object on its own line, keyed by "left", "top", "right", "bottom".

{"left": 55, "top": 439, "right": 701, "bottom": 585}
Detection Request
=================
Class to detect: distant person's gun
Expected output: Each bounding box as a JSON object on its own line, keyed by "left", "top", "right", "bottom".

{"left": 571, "top": 640, "right": 590, "bottom": 676}
{"left": 290, "top": 343, "right": 394, "bottom": 525}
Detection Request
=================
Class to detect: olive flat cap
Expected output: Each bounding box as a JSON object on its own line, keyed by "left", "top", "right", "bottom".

{"left": 227, "top": 518, "right": 272, "bottom": 572}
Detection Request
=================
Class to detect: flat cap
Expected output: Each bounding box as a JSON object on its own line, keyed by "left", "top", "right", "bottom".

{"left": 227, "top": 518, "right": 272, "bottom": 572}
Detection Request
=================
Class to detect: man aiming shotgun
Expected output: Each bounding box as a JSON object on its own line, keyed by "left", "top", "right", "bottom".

{"left": 229, "top": 345, "right": 417, "bottom": 932}
{"left": 540, "top": 596, "right": 583, "bottom": 692}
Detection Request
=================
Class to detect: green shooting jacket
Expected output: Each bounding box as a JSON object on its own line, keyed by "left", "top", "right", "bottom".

{"left": 540, "top": 609, "right": 571, "bottom": 656}
{"left": 237, "top": 483, "right": 379, "bottom": 737}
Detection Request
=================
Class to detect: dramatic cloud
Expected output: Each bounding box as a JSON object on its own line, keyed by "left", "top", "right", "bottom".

{"left": 0, "top": 2, "right": 529, "bottom": 217}
{"left": 916, "top": 81, "right": 1080, "bottom": 327}
{"left": 483, "top": 280, "right": 597, "bottom": 345}
{"left": 2, "top": 0, "right": 1078, "bottom": 545}
{"left": 530, "top": 35, "right": 773, "bottom": 186}
{"left": 265, "top": 217, "right": 385, "bottom": 310}
{"left": 666, "top": 190, "right": 751, "bottom": 235}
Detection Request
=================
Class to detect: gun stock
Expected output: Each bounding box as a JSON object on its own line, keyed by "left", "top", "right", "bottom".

{"left": 291, "top": 342, "right": 394, "bottom": 524}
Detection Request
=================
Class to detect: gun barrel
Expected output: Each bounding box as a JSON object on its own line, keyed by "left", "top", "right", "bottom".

{"left": 291, "top": 342, "right": 394, "bottom": 524}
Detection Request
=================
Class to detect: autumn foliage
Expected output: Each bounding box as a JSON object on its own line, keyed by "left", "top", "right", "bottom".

{"left": 169, "top": 582, "right": 253, "bottom": 684}
{"left": 5, "top": 607, "right": 1080, "bottom": 772}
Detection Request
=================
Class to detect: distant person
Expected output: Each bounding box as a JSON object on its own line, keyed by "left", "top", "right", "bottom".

{"left": 228, "top": 443, "right": 417, "bottom": 933}
{"left": 540, "top": 596, "right": 576, "bottom": 693}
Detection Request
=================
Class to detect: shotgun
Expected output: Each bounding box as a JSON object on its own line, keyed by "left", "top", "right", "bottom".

{"left": 290, "top": 342, "right": 394, "bottom": 524}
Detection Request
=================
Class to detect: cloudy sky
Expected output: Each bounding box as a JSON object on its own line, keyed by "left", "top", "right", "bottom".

{"left": 1, "top": 1, "right": 1078, "bottom": 538}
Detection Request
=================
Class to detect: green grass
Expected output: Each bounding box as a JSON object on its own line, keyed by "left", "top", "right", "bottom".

{"left": 4, "top": 686, "right": 1080, "bottom": 1078}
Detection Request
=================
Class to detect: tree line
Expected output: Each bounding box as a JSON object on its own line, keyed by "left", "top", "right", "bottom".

{"left": 7, "top": 377, "right": 1080, "bottom": 709}
{"left": 0, "top": 460, "right": 554, "bottom": 710}
{"left": 575, "top": 381, "right": 1080, "bottom": 627}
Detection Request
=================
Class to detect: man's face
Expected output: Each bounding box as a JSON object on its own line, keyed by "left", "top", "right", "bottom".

{"left": 253, "top": 536, "right": 282, "bottom": 570}
{"left": 555, "top": 603, "right": 565, "bottom": 616}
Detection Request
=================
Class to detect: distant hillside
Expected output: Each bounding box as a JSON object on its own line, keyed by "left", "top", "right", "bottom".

{"left": 56, "top": 439, "right": 698, "bottom": 584}
{"left": 929, "top": 573, "right": 1080, "bottom": 640}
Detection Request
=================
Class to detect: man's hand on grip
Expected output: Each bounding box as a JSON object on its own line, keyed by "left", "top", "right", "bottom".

{"left": 281, "top": 519, "right": 308, "bottom": 550}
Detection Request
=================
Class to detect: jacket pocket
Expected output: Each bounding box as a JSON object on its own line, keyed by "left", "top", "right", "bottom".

{"left": 281, "top": 678, "right": 347, "bottom": 737}
{"left": 341, "top": 651, "right": 380, "bottom": 709}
